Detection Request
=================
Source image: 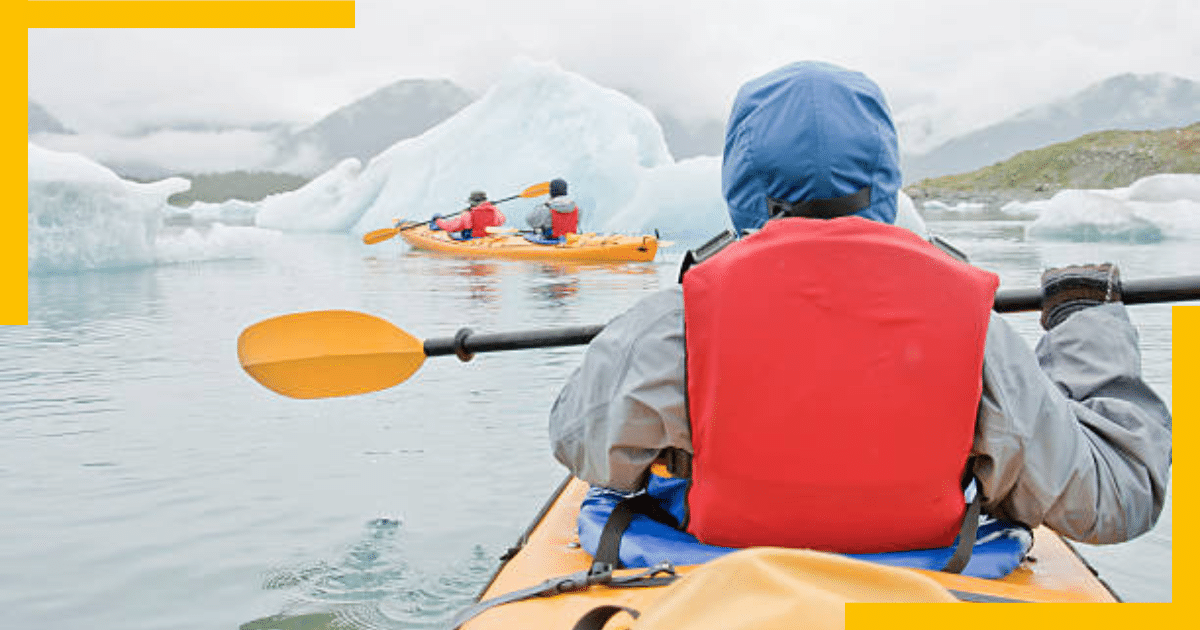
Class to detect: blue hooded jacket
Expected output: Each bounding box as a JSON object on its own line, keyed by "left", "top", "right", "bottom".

{"left": 722, "top": 61, "right": 901, "bottom": 234}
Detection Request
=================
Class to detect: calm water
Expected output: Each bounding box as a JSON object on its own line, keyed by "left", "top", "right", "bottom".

{"left": 2, "top": 220, "right": 1179, "bottom": 629}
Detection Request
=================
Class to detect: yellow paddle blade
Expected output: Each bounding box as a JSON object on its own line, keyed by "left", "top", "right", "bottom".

{"left": 237, "top": 310, "right": 426, "bottom": 399}
{"left": 362, "top": 227, "right": 400, "bottom": 245}
{"left": 521, "top": 181, "right": 551, "bottom": 197}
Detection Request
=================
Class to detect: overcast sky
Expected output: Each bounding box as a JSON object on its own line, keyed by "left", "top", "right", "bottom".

{"left": 27, "top": 0, "right": 1200, "bottom": 169}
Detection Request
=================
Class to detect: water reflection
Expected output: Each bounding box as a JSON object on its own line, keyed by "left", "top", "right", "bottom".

{"left": 28, "top": 267, "right": 163, "bottom": 328}
{"left": 530, "top": 263, "right": 581, "bottom": 307}
{"left": 456, "top": 261, "right": 501, "bottom": 303}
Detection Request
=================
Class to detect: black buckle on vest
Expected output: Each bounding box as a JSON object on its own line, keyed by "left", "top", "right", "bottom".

{"left": 678, "top": 229, "right": 737, "bottom": 283}
{"left": 766, "top": 186, "right": 871, "bottom": 220}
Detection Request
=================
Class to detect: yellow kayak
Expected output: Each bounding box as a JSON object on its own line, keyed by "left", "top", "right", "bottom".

{"left": 397, "top": 225, "right": 658, "bottom": 263}
{"left": 456, "top": 476, "right": 1118, "bottom": 629}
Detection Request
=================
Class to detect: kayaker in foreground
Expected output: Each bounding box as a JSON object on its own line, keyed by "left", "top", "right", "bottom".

{"left": 525, "top": 177, "right": 580, "bottom": 239}
{"left": 548, "top": 61, "right": 1171, "bottom": 568}
{"left": 432, "top": 190, "right": 506, "bottom": 239}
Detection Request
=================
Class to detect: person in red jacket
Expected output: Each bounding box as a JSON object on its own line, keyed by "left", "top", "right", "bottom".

{"left": 548, "top": 61, "right": 1171, "bottom": 563}
{"left": 525, "top": 178, "right": 580, "bottom": 239}
{"left": 432, "top": 191, "right": 506, "bottom": 239}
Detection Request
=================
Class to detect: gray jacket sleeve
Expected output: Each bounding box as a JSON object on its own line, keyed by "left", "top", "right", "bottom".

{"left": 525, "top": 203, "right": 552, "bottom": 231}
{"left": 548, "top": 293, "right": 1172, "bottom": 544}
{"left": 972, "top": 303, "right": 1171, "bottom": 544}
{"left": 548, "top": 287, "right": 690, "bottom": 492}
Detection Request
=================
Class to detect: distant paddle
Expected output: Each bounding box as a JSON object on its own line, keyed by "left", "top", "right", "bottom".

{"left": 362, "top": 182, "right": 551, "bottom": 245}
{"left": 238, "top": 274, "right": 1200, "bottom": 399}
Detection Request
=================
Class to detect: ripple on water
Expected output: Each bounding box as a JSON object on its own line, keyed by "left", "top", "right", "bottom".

{"left": 253, "top": 522, "right": 495, "bottom": 629}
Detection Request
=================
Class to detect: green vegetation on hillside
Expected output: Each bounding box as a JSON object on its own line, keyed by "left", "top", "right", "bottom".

{"left": 906, "top": 122, "right": 1200, "bottom": 198}
{"left": 152, "top": 171, "right": 311, "bottom": 206}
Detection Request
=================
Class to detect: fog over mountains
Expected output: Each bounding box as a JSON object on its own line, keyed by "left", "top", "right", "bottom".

{"left": 29, "top": 71, "right": 1200, "bottom": 185}
{"left": 28, "top": 79, "right": 474, "bottom": 179}
{"left": 902, "top": 73, "right": 1200, "bottom": 182}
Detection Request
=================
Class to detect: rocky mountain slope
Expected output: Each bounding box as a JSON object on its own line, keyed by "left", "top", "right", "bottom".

{"left": 904, "top": 122, "right": 1200, "bottom": 205}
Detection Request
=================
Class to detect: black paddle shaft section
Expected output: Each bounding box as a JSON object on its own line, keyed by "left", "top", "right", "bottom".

{"left": 422, "top": 275, "right": 1199, "bottom": 360}
{"left": 424, "top": 325, "right": 605, "bottom": 361}
{"left": 994, "top": 274, "right": 1200, "bottom": 313}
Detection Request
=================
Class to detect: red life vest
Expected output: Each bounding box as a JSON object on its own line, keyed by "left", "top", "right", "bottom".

{"left": 681, "top": 217, "right": 998, "bottom": 554}
{"left": 468, "top": 202, "right": 504, "bottom": 233}
{"left": 551, "top": 204, "right": 579, "bottom": 237}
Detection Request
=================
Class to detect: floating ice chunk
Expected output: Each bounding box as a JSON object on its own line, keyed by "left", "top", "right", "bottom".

{"left": 1026, "top": 189, "right": 1163, "bottom": 242}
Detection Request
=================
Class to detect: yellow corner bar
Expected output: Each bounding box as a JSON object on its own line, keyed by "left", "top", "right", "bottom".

{"left": 11, "top": 1, "right": 357, "bottom": 324}
{"left": 25, "top": 1, "right": 356, "bottom": 29}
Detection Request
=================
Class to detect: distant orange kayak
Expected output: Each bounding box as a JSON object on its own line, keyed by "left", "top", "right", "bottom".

{"left": 398, "top": 225, "right": 658, "bottom": 263}
{"left": 455, "top": 476, "right": 1119, "bottom": 629}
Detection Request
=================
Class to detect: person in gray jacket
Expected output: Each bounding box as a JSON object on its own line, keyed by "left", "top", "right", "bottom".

{"left": 548, "top": 61, "right": 1171, "bottom": 546}
{"left": 526, "top": 178, "right": 580, "bottom": 239}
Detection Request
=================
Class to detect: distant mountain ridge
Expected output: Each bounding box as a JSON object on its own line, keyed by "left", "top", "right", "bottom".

{"left": 273, "top": 78, "right": 474, "bottom": 173}
{"left": 28, "top": 101, "right": 71, "bottom": 135}
{"left": 29, "top": 72, "right": 1200, "bottom": 205}
{"left": 902, "top": 73, "right": 1200, "bottom": 182}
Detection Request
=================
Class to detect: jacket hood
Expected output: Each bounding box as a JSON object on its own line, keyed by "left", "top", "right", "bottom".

{"left": 547, "top": 196, "right": 576, "bottom": 213}
{"left": 722, "top": 61, "right": 900, "bottom": 234}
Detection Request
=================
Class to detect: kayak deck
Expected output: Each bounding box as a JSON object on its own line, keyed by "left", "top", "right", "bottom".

{"left": 460, "top": 477, "right": 1117, "bottom": 628}
{"left": 398, "top": 225, "right": 658, "bottom": 262}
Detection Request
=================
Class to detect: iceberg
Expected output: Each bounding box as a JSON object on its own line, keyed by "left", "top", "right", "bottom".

{"left": 29, "top": 143, "right": 281, "bottom": 274}
{"left": 1024, "top": 175, "right": 1200, "bottom": 242}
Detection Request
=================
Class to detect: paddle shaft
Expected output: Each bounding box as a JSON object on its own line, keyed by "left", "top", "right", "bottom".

{"left": 424, "top": 275, "right": 1200, "bottom": 359}
{"left": 993, "top": 274, "right": 1200, "bottom": 312}
{"left": 366, "top": 183, "right": 552, "bottom": 244}
{"left": 424, "top": 325, "right": 605, "bottom": 359}
{"left": 404, "top": 193, "right": 530, "bottom": 230}
{"left": 381, "top": 198, "right": 520, "bottom": 239}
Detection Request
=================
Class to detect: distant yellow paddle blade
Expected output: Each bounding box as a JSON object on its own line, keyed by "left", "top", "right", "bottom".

{"left": 237, "top": 310, "right": 426, "bottom": 399}
{"left": 521, "top": 181, "right": 551, "bottom": 197}
{"left": 362, "top": 227, "right": 400, "bottom": 245}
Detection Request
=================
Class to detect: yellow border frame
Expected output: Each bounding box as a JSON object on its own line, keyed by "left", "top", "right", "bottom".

{"left": 13, "top": 2, "right": 1186, "bottom": 628}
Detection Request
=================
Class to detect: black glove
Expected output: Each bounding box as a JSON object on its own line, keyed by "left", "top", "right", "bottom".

{"left": 429, "top": 213, "right": 443, "bottom": 230}
{"left": 1040, "top": 263, "right": 1122, "bottom": 330}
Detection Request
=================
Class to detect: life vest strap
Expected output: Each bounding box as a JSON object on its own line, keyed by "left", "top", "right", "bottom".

{"left": 446, "top": 559, "right": 675, "bottom": 630}
{"left": 766, "top": 186, "right": 871, "bottom": 220}
{"left": 941, "top": 485, "right": 982, "bottom": 574}
{"left": 570, "top": 605, "right": 641, "bottom": 630}
{"left": 447, "top": 493, "right": 679, "bottom": 630}
{"left": 595, "top": 493, "right": 680, "bottom": 575}
{"left": 662, "top": 447, "right": 692, "bottom": 479}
